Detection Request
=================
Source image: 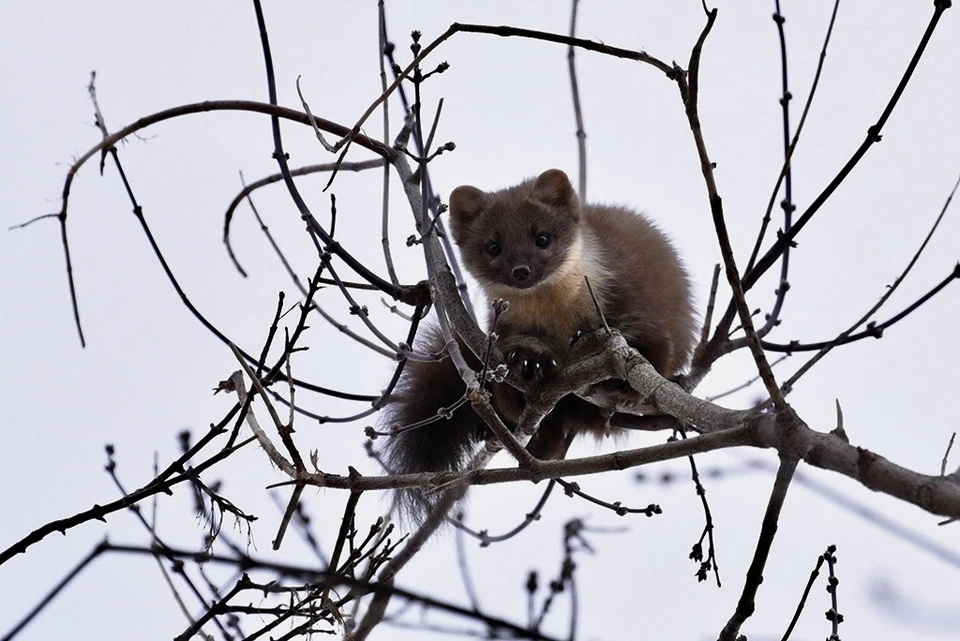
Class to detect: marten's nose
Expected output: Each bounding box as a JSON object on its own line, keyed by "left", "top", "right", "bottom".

{"left": 512, "top": 265, "right": 531, "bottom": 282}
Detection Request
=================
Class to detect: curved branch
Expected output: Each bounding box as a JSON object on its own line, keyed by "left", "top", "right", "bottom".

{"left": 742, "top": 1, "right": 951, "bottom": 292}
{"left": 327, "top": 20, "right": 676, "bottom": 186}
{"left": 707, "top": 1, "right": 951, "bottom": 362}
{"left": 760, "top": 264, "right": 960, "bottom": 353}
{"left": 19, "top": 100, "right": 393, "bottom": 348}
{"left": 224, "top": 159, "right": 384, "bottom": 277}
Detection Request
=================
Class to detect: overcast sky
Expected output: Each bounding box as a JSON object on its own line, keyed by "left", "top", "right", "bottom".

{"left": 2, "top": 2, "right": 960, "bottom": 640}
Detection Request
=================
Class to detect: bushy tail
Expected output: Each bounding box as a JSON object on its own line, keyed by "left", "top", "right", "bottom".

{"left": 379, "top": 327, "right": 612, "bottom": 521}
{"left": 380, "top": 326, "right": 487, "bottom": 521}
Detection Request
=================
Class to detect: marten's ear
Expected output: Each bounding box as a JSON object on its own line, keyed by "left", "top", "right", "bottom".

{"left": 449, "top": 185, "right": 487, "bottom": 227}
{"left": 530, "top": 169, "right": 576, "bottom": 210}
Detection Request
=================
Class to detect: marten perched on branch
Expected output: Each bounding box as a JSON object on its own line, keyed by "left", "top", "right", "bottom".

{"left": 382, "top": 168, "right": 696, "bottom": 517}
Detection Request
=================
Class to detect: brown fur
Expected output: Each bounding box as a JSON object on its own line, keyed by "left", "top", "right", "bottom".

{"left": 382, "top": 169, "right": 696, "bottom": 518}
{"left": 449, "top": 169, "right": 695, "bottom": 377}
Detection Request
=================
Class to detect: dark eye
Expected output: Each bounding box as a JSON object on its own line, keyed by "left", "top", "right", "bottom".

{"left": 535, "top": 233, "right": 550, "bottom": 248}
{"left": 487, "top": 241, "right": 501, "bottom": 256}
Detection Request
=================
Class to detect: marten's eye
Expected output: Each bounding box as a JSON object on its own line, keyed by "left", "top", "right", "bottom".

{"left": 535, "top": 233, "right": 550, "bottom": 248}
{"left": 486, "top": 241, "right": 501, "bottom": 256}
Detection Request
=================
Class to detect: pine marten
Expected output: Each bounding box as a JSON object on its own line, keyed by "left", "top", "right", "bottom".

{"left": 382, "top": 169, "right": 696, "bottom": 516}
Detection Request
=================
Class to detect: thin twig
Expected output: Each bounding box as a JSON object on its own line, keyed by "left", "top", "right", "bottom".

{"left": 326, "top": 21, "right": 675, "bottom": 188}
{"left": 823, "top": 545, "right": 843, "bottom": 639}
{"left": 778, "top": 172, "right": 959, "bottom": 394}
{"left": 273, "top": 484, "right": 306, "bottom": 551}
{"left": 224, "top": 160, "right": 383, "bottom": 277}
{"left": 705, "top": 354, "right": 790, "bottom": 403}
{"left": 941, "top": 432, "right": 957, "bottom": 477}
{"left": 753, "top": 0, "right": 798, "bottom": 338}
{"left": 225, "top": 364, "right": 296, "bottom": 477}
{"left": 379, "top": 17, "right": 476, "bottom": 323}
{"left": 742, "top": 1, "right": 951, "bottom": 292}
{"left": 708, "top": 1, "right": 950, "bottom": 362}
{"left": 377, "top": 0, "right": 400, "bottom": 286}
{"left": 453, "top": 515, "right": 483, "bottom": 613}
{"left": 690, "top": 263, "right": 721, "bottom": 373}
{"left": 744, "top": 0, "right": 841, "bottom": 277}
{"left": 2, "top": 542, "right": 107, "bottom": 638}
{"left": 567, "top": 0, "right": 587, "bottom": 202}
{"left": 680, "top": 8, "right": 789, "bottom": 410}
{"left": 449, "top": 480, "right": 557, "bottom": 546}
{"left": 0, "top": 420, "right": 250, "bottom": 567}
{"left": 555, "top": 479, "right": 661, "bottom": 517}
{"left": 780, "top": 551, "right": 826, "bottom": 641}
{"left": 718, "top": 456, "right": 798, "bottom": 641}
{"left": 760, "top": 263, "right": 960, "bottom": 354}
{"left": 59, "top": 88, "right": 380, "bottom": 403}
{"left": 251, "top": 1, "right": 403, "bottom": 310}
{"left": 322, "top": 490, "right": 363, "bottom": 605}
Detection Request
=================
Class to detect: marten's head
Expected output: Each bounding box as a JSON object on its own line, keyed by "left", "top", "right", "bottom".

{"left": 449, "top": 169, "right": 583, "bottom": 297}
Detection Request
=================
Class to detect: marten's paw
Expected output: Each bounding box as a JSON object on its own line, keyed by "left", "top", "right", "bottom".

{"left": 506, "top": 348, "right": 557, "bottom": 380}
{"left": 500, "top": 336, "right": 560, "bottom": 381}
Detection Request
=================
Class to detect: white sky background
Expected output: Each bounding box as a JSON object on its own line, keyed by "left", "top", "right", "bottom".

{"left": 2, "top": 1, "right": 960, "bottom": 640}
